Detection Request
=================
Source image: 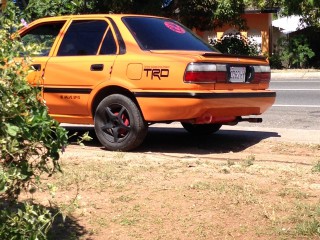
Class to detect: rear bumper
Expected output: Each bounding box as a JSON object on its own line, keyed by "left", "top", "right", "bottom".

{"left": 134, "top": 90, "right": 276, "bottom": 122}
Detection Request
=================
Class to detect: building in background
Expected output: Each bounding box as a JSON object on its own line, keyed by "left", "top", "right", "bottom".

{"left": 200, "top": 8, "right": 278, "bottom": 56}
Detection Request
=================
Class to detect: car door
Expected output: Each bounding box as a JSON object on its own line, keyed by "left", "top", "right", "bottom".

{"left": 42, "top": 19, "right": 118, "bottom": 116}
{"left": 20, "top": 20, "right": 67, "bottom": 89}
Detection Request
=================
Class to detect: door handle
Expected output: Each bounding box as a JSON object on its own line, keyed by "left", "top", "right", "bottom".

{"left": 31, "top": 64, "right": 41, "bottom": 71}
{"left": 90, "top": 64, "right": 104, "bottom": 71}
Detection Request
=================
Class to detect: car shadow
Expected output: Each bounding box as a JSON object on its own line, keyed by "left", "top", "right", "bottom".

{"left": 139, "top": 126, "right": 280, "bottom": 154}
{"left": 64, "top": 125, "right": 280, "bottom": 154}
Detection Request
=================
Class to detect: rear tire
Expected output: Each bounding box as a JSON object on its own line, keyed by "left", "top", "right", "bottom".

{"left": 94, "top": 94, "right": 148, "bottom": 151}
{"left": 181, "top": 122, "right": 222, "bottom": 135}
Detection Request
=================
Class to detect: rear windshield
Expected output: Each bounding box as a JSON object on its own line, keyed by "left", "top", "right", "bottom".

{"left": 122, "top": 17, "right": 217, "bottom": 52}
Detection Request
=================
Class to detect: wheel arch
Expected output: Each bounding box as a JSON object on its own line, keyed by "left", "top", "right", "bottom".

{"left": 91, "top": 86, "right": 143, "bottom": 119}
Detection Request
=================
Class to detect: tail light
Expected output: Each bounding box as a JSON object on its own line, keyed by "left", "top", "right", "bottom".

{"left": 184, "top": 63, "right": 227, "bottom": 83}
{"left": 252, "top": 65, "right": 271, "bottom": 83}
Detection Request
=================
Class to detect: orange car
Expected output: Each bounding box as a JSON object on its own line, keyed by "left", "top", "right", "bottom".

{"left": 18, "top": 14, "right": 276, "bottom": 151}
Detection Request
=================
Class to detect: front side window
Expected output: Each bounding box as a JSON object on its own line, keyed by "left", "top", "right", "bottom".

{"left": 122, "top": 17, "right": 217, "bottom": 52}
{"left": 57, "top": 20, "right": 113, "bottom": 56}
{"left": 21, "top": 22, "right": 65, "bottom": 56}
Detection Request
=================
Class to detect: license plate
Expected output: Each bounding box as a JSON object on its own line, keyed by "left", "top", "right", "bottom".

{"left": 229, "top": 67, "right": 246, "bottom": 83}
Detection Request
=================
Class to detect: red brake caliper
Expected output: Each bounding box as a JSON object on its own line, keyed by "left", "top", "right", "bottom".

{"left": 116, "top": 112, "right": 129, "bottom": 137}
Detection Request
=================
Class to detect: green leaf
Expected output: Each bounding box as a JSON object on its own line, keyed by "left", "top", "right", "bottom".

{"left": 0, "top": 181, "right": 7, "bottom": 193}
{"left": 5, "top": 123, "right": 20, "bottom": 137}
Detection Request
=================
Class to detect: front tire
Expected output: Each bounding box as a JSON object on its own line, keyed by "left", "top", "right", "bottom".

{"left": 181, "top": 122, "right": 222, "bottom": 135}
{"left": 94, "top": 94, "right": 148, "bottom": 151}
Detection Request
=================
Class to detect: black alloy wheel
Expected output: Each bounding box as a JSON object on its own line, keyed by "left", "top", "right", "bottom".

{"left": 94, "top": 94, "right": 148, "bottom": 151}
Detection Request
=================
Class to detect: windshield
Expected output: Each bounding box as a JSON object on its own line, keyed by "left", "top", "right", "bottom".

{"left": 122, "top": 16, "right": 217, "bottom": 52}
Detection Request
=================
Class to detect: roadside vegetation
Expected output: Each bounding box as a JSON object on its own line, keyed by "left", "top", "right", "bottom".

{"left": 0, "top": 3, "right": 68, "bottom": 239}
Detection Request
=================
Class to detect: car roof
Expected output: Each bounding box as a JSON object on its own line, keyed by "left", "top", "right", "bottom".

{"left": 29, "top": 14, "right": 167, "bottom": 22}
{"left": 18, "top": 14, "right": 169, "bottom": 33}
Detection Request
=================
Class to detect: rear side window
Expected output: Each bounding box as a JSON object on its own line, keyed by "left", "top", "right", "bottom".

{"left": 122, "top": 17, "right": 217, "bottom": 52}
{"left": 21, "top": 22, "right": 65, "bottom": 56}
{"left": 57, "top": 20, "right": 116, "bottom": 56}
{"left": 100, "top": 28, "right": 117, "bottom": 55}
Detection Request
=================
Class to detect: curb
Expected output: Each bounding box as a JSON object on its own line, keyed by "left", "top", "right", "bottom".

{"left": 271, "top": 70, "right": 320, "bottom": 80}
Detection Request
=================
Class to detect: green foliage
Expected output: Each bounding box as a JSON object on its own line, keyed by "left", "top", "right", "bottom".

{"left": 83, "top": 0, "right": 161, "bottom": 15}
{"left": 312, "top": 161, "right": 320, "bottom": 173}
{"left": 0, "top": 3, "right": 68, "bottom": 239}
{"left": 20, "top": 0, "right": 247, "bottom": 31}
{"left": 1, "top": 2, "right": 68, "bottom": 201}
{"left": 210, "top": 34, "right": 260, "bottom": 56}
{"left": 20, "top": 0, "right": 80, "bottom": 21}
{"left": 243, "top": 0, "right": 283, "bottom": 9}
{"left": 282, "top": 0, "right": 320, "bottom": 29}
{"left": 175, "top": 0, "right": 218, "bottom": 31}
{"left": 214, "top": 0, "right": 247, "bottom": 30}
{"left": 278, "top": 35, "right": 315, "bottom": 68}
{"left": 269, "top": 53, "right": 283, "bottom": 69}
{"left": 11, "top": 0, "right": 320, "bottom": 31}
{"left": 167, "top": 0, "right": 247, "bottom": 31}
{"left": 0, "top": 203, "right": 53, "bottom": 240}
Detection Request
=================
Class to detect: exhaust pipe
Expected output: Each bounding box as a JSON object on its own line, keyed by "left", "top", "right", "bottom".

{"left": 224, "top": 117, "right": 263, "bottom": 125}
{"left": 240, "top": 117, "right": 263, "bottom": 123}
{"left": 195, "top": 115, "right": 263, "bottom": 125}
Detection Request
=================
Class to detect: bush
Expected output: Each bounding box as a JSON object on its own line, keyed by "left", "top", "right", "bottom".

{"left": 0, "top": 3, "right": 68, "bottom": 239}
{"left": 0, "top": 203, "right": 53, "bottom": 240}
{"left": 210, "top": 34, "right": 260, "bottom": 56}
{"left": 278, "top": 35, "right": 315, "bottom": 68}
{"left": 269, "top": 53, "right": 283, "bottom": 69}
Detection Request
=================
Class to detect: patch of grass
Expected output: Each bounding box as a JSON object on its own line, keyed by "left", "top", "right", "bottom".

{"left": 293, "top": 203, "right": 320, "bottom": 236}
{"left": 312, "top": 160, "right": 320, "bottom": 173}
{"left": 188, "top": 181, "right": 259, "bottom": 205}
{"left": 295, "top": 219, "right": 320, "bottom": 236}
{"left": 111, "top": 194, "right": 135, "bottom": 203}
{"left": 91, "top": 217, "right": 110, "bottom": 227}
{"left": 194, "top": 222, "right": 212, "bottom": 238}
{"left": 189, "top": 181, "right": 258, "bottom": 204}
{"left": 242, "top": 154, "right": 255, "bottom": 167}
{"left": 310, "top": 144, "right": 320, "bottom": 151}
{"left": 227, "top": 159, "right": 235, "bottom": 167}
{"left": 114, "top": 151, "right": 126, "bottom": 159}
{"left": 120, "top": 217, "right": 139, "bottom": 226}
{"left": 117, "top": 204, "right": 142, "bottom": 226}
{"left": 55, "top": 161, "right": 114, "bottom": 191}
{"left": 278, "top": 188, "right": 309, "bottom": 199}
{"left": 272, "top": 202, "right": 320, "bottom": 238}
{"left": 219, "top": 166, "right": 231, "bottom": 174}
{"left": 189, "top": 181, "right": 212, "bottom": 190}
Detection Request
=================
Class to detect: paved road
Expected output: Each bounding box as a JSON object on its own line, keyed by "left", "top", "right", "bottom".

{"left": 271, "top": 79, "right": 320, "bottom": 107}
{"left": 238, "top": 78, "right": 320, "bottom": 130}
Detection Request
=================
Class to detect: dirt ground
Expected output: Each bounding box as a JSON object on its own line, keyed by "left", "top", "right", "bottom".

{"left": 30, "top": 125, "right": 320, "bottom": 240}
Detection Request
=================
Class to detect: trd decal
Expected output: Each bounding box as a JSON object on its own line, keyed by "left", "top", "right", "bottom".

{"left": 144, "top": 68, "right": 170, "bottom": 80}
